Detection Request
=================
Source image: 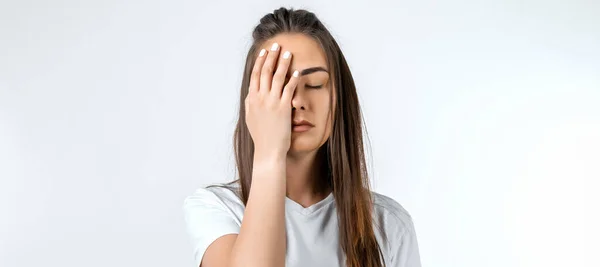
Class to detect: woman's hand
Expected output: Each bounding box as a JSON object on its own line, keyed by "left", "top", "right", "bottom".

{"left": 245, "top": 43, "right": 300, "bottom": 159}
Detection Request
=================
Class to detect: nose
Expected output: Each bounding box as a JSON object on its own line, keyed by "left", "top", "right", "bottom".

{"left": 291, "top": 90, "right": 306, "bottom": 110}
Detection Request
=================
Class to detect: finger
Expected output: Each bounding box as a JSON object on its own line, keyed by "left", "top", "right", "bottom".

{"left": 271, "top": 50, "right": 292, "bottom": 99}
{"left": 260, "top": 42, "right": 280, "bottom": 93}
{"left": 249, "top": 48, "right": 267, "bottom": 94}
{"left": 281, "top": 70, "right": 299, "bottom": 103}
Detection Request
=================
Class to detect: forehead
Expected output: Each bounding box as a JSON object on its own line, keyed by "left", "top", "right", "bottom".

{"left": 260, "top": 33, "right": 328, "bottom": 71}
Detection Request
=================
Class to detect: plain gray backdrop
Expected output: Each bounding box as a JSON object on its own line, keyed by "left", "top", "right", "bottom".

{"left": 1, "top": 0, "right": 599, "bottom": 266}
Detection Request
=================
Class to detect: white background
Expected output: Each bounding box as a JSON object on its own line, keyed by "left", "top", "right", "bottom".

{"left": 1, "top": 1, "right": 599, "bottom": 266}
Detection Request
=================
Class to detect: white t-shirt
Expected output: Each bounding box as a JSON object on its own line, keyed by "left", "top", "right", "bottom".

{"left": 183, "top": 182, "right": 421, "bottom": 267}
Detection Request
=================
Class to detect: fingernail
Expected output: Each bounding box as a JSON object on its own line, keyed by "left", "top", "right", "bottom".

{"left": 271, "top": 43, "right": 279, "bottom": 51}
{"left": 293, "top": 70, "right": 299, "bottom": 77}
{"left": 259, "top": 49, "right": 266, "bottom": 57}
{"left": 283, "top": 51, "right": 290, "bottom": 59}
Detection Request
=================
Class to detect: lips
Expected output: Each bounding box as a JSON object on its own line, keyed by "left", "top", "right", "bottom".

{"left": 292, "top": 119, "right": 314, "bottom": 127}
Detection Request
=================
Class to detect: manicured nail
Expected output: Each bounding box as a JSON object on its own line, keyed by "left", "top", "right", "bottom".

{"left": 271, "top": 43, "right": 279, "bottom": 51}
{"left": 259, "top": 49, "right": 266, "bottom": 57}
{"left": 283, "top": 51, "right": 290, "bottom": 59}
{"left": 293, "top": 70, "right": 299, "bottom": 77}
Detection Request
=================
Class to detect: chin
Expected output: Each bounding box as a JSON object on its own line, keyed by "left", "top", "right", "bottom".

{"left": 288, "top": 139, "right": 320, "bottom": 153}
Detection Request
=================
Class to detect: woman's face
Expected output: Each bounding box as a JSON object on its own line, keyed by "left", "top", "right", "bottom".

{"left": 259, "top": 33, "right": 336, "bottom": 154}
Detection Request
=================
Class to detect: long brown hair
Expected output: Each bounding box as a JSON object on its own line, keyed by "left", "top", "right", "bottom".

{"left": 229, "top": 7, "right": 385, "bottom": 267}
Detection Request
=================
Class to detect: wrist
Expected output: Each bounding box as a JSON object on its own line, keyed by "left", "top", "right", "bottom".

{"left": 253, "top": 149, "right": 287, "bottom": 164}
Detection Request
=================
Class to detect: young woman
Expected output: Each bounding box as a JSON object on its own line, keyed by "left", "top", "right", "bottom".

{"left": 183, "top": 7, "right": 421, "bottom": 267}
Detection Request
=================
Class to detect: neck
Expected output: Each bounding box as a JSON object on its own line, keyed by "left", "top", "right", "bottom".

{"left": 285, "top": 147, "right": 331, "bottom": 208}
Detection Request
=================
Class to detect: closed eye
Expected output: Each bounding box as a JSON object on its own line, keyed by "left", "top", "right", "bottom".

{"left": 306, "top": 84, "right": 323, "bottom": 89}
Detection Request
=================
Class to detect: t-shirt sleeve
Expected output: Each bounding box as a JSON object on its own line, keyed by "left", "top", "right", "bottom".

{"left": 182, "top": 187, "right": 241, "bottom": 267}
{"left": 391, "top": 218, "right": 422, "bottom": 267}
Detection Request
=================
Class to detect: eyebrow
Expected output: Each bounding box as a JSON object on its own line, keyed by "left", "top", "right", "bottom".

{"left": 300, "top": 66, "right": 328, "bottom": 76}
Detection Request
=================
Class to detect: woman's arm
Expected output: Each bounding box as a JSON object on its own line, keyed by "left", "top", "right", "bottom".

{"left": 200, "top": 43, "right": 299, "bottom": 267}
{"left": 231, "top": 154, "right": 287, "bottom": 267}
{"left": 201, "top": 154, "right": 287, "bottom": 267}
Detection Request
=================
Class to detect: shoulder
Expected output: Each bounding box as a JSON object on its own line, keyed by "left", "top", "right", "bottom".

{"left": 371, "top": 191, "right": 422, "bottom": 266}
{"left": 370, "top": 191, "right": 417, "bottom": 253}
{"left": 182, "top": 182, "right": 245, "bottom": 214}
{"left": 371, "top": 191, "right": 414, "bottom": 231}
{"left": 182, "top": 182, "right": 244, "bottom": 267}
